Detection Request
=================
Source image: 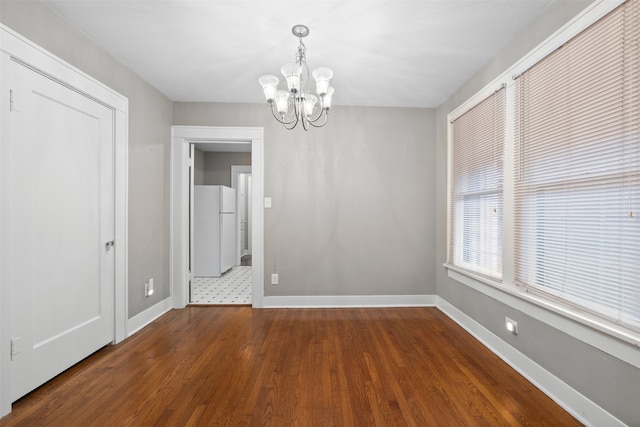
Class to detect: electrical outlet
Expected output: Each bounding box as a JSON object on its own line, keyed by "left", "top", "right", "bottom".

{"left": 505, "top": 317, "right": 518, "bottom": 334}
{"left": 271, "top": 273, "right": 279, "bottom": 285}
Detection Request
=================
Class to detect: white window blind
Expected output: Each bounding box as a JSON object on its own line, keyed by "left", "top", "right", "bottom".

{"left": 450, "top": 87, "right": 505, "bottom": 279}
{"left": 514, "top": 1, "right": 640, "bottom": 332}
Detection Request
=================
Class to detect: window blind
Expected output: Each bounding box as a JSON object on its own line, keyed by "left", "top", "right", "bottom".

{"left": 514, "top": 0, "right": 640, "bottom": 332}
{"left": 450, "top": 87, "right": 506, "bottom": 279}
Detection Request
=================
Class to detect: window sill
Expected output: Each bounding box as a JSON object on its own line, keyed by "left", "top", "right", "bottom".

{"left": 444, "top": 263, "right": 640, "bottom": 369}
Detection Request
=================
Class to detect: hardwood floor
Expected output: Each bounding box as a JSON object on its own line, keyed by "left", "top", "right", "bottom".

{"left": 0, "top": 307, "right": 582, "bottom": 426}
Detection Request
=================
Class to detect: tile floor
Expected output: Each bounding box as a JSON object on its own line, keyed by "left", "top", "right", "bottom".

{"left": 191, "top": 266, "right": 252, "bottom": 305}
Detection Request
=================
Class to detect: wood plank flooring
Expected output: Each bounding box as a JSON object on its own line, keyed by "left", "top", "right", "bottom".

{"left": 0, "top": 307, "right": 582, "bottom": 426}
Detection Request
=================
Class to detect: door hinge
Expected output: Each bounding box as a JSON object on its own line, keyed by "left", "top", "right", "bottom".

{"left": 9, "top": 89, "right": 19, "bottom": 112}
{"left": 10, "top": 337, "right": 22, "bottom": 360}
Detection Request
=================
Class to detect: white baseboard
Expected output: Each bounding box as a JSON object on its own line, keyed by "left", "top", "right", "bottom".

{"left": 436, "top": 296, "right": 625, "bottom": 427}
{"left": 127, "top": 297, "right": 173, "bottom": 337}
{"left": 262, "top": 294, "right": 436, "bottom": 308}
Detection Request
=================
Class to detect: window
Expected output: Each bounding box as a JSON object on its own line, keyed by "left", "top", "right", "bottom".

{"left": 449, "top": 87, "right": 506, "bottom": 279}
{"left": 514, "top": 1, "right": 640, "bottom": 332}
{"left": 447, "top": 0, "right": 640, "bottom": 338}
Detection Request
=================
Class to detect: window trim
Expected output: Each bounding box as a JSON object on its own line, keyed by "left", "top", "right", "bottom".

{"left": 445, "top": 0, "right": 640, "bottom": 364}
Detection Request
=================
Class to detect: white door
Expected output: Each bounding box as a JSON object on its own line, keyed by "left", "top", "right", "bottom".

{"left": 6, "top": 59, "right": 115, "bottom": 401}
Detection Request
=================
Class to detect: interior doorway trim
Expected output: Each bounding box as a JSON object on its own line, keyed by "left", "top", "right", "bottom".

{"left": 0, "top": 25, "right": 128, "bottom": 416}
{"left": 170, "top": 126, "right": 264, "bottom": 308}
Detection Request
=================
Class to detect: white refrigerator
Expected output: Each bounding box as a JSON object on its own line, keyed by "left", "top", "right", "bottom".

{"left": 194, "top": 185, "right": 237, "bottom": 277}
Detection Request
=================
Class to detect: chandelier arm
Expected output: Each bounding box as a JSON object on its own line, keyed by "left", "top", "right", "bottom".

{"left": 283, "top": 112, "right": 299, "bottom": 129}
{"left": 269, "top": 102, "right": 298, "bottom": 126}
{"left": 305, "top": 106, "right": 325, "bottom": 123}
{"left": 306, "top": 111, "right": 329, "bottom": 128}
{"left": 301, "top": 114, "right": 310, "bottom": 131}
{"left": 276, "top": 102, "right": 300, "bottom": 130}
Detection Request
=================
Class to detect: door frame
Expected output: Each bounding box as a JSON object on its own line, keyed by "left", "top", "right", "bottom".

{"left": 170, "top": 126, "right": 264, "bottom": 309}
{"left": 0, "top": 25, "right": 129, "bottom": 416}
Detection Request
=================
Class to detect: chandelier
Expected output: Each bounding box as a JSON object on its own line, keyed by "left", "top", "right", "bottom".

{"left": 258, "top": 25, "right": 334, "bottom": 131}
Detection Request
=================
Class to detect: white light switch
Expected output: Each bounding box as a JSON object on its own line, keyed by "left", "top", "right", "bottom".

{"left": 264, "top": 197, "right": 272, "bottom": 208}
{"left": 271, "top": 273, "right": 279, "bottom": 285}
{"left": 145, "top": 278, "right": 154, "bottom": 297}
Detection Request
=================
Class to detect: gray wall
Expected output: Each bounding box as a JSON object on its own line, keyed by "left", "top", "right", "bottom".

{"left": 194, "top": 148, "right": 205, "bottom": 185}
{"left": 174, "top": 103, "right": 437, "bottom": 297}
{"left": 0, "top": 1, "right": 173, "bottom": 318}
{"left": 204, "top": 152, "right": 251, "bottom": 186}
{"left": 435, "top": 1, "right": 639, "bottom": 425}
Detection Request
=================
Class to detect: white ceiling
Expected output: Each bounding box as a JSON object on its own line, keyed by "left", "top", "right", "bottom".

{"left": 41, "top": 0, "right": 556, "bottom": 108}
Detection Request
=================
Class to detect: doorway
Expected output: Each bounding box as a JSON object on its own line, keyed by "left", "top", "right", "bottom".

{"left": 190, "top": 145, "right": 252, "bottom": 305}
{"left": 170, "top": 126, "right": 264, "bottom": 309}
